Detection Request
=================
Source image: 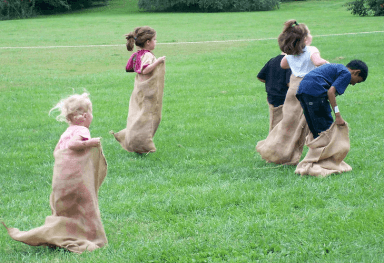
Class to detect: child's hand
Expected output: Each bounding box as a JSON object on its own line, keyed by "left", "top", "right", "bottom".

{"left": 88, "top": 138, "right": 101, "bottom": 147}
{"left": 335, "top": 115, "right": 345, "bottom": 126}
{"left": 157, "top": 56, "right": 166, "bottom": 63}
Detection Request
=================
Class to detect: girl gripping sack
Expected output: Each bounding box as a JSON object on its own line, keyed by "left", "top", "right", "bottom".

{"left": 113, "top": 26, "right": 166, "bottom": 154}
{"left": 2, "top": 93, "right": 108, "bottom": 254}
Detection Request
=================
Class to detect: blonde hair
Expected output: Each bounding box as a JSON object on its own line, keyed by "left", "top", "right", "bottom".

{"left": 125, "top": 26, "right": 156, "bottom": 51}
{"left": 278, "top": 20, "right": 309, "bottom": 55}
{"left": 49, "top": 92, "right": 92, "bottom": 124}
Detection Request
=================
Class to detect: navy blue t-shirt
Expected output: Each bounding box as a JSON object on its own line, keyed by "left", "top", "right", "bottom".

{"left": 257, "top": 55, "right": 291, "bottom": 97}
{"left": 297, "top": 64, "right": 351, "bottom": 97}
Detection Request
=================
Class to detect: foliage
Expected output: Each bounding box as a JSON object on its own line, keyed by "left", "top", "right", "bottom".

{"left": 137, "top": 0, "right": 280, "bottom": 12}
{"left": 0, "top": 0, "right": 36, "bottom": 20}
{"left": 346, "top": 0, "right": 384, "bottom": 16}
{"left": 0, "top": 0, "right": 107, "bottom": 20}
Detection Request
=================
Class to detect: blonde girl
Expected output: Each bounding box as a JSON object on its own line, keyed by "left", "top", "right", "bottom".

{"left": 256, "top": 20, "right": 328, "bottom": 165}
{"left": 3, "top": 92, "right": 108, "bottom": 253}
{"left": 113, "top": 26, "right": 166, "bottom": 154}
{"left": 50, "top": 92, "right": 100, "bottom": 151}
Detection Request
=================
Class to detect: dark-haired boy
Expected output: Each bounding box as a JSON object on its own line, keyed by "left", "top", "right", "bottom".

{"left": 296, "top": 60, "right": 368, "bottom": 138}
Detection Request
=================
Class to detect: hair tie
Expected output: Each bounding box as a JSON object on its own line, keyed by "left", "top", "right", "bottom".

{"left": 134, "top": 37, "right": 137, "bottom": 40}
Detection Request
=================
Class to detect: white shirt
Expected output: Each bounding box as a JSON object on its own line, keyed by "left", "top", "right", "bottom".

{"left": 286, "top": 46, "right": 319, "bottom": 77}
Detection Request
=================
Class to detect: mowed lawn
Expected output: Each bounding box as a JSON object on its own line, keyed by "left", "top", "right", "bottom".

{"left": 1, "top": 0, "right": 384, "bottom": 262}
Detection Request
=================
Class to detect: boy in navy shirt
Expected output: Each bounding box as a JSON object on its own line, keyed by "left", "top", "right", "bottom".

{"left": 296, "top": 60, "right": 368, "bottom": 138}
{"left": 258, "top": 53, "right": 291, "bottom": 107}
{"left": 257, "top": 53, "right": 291, "bottom": 131}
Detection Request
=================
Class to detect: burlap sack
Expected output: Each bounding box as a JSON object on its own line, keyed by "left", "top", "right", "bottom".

{"left": 268, "top": 103, "right": 283, "bottom": 132}
{"left": 114, "top": 62, "right": 166, "bottom": 153}
{"left": 256, "top": 75, "right": 309, "bottom": 165}
{"left": 295, "top": 122, "right": 352, "bottom": 177}
{"left": 2, "top": 146, "right": 108, "bottom": 254}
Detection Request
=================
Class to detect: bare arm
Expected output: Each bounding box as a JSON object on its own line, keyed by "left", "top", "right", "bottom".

{"left": 311, "top": 52, "right": 329, "bottom": 67}
{"left": 280, "top": 56, "right": 290, "bottom": 69}
{"left": 67, "top": 135, "right": 101, "bottom": 151}
{"left": 327, "top": 86, "right": 345, "bottom": 126}
{"left": 141, "top": 56, "right": 166, "bottom": 75}
{"left": 257, "top": 77, "right": 266, "bottom": 83}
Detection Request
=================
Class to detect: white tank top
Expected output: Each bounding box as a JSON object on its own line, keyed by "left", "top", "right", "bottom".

{"left": 286, "top": 46, "right": 319, "bottom": 77}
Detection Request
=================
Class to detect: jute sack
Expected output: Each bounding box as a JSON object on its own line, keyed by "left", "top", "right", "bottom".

{"left": 295, "top": 122, "right": 352, "bottom": 177}
{"left": 268, "top": 103, "right": 283, "bottom": 132}
{"left": 114, "top": 62, "right": 165, "bottom": 153}
{"left": 2, "top": 146, "right": 108, "bottom": 254}
{"left": 256, "top": 75, "right": 309, "bottom": 165}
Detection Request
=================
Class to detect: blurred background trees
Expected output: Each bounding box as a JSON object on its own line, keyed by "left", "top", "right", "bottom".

{"left": 1, "top": 0, "right": 307, "bottom": 21}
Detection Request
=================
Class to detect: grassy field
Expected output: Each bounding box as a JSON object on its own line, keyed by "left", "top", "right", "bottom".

{"left": 1, "top": 0, "right": 384, "bottom": 262}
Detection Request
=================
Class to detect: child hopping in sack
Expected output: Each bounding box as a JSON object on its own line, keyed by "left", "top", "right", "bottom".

{"left": 257, "top": 52, "right": 291, "bottom": 132}
{"left": 113, "top": 26, "right": 166, "bottom": 154}
{"left": 2, "top": 93, "right": 108, "bottom": 253}
{"left": 295, "top": 60, "right": 368, "bottom": 177}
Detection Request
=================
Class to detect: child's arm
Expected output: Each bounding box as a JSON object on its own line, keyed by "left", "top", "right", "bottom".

{"left": 280, "top": 56, "right": 290, "bottom": 69}
{"left": 142, "top": 56, "right": 166, "bottom": 75}
{"left": 311, "top": 52, "right": 329, "bottom": 67}
{"left": 67, "top": 135, "right": 101, "bottom": 151}
{"left": 327, "top": 86, "right": 345, "bottom": 126}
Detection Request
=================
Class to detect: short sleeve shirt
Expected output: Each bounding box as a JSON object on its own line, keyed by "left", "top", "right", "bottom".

{"left": 257, "top": 54, "right": 291, "bottom": 97}
{"left": 297, "top": 63, "right": 351, "bottom": 97}
{"left": 286, "top": 46, "right": 319, "bottom": 77}
{"left": 126, "top": 50, "right": 155, "bottom": 74}
{"left": 57, "top": 125, "right": 91, "bottom": 150}
{"left": 139, "top": 52, "right": 156, "bottom": 73}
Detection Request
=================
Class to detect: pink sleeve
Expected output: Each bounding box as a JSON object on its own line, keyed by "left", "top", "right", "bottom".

{"left": 126, "top": 53, "right": 136, "bottom": 72}
{"left": 75, "top": 126, "right": 91, "bottom": 140}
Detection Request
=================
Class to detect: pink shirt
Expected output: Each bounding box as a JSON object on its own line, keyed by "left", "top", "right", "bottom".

{"left": 126, "top": 50, "right": 152, "bottom": 74}
{"left": 57, "top": 125, "right": 91, "bottom": 150}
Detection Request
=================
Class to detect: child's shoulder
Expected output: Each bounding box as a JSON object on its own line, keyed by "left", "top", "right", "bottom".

{"left": 141, "top": 51, "right": 157, "bottom": 63}
{"left": 68, "top": 125, "right": 89, "bottom": 131}
{"left": 306, "top": 45, "right": 320, "bottom": 53}
{"left": 66, "top": 125, "right": 90, "bottom": 136}
{"left": 142, "top": 51, "right": 156, "bottom": 58}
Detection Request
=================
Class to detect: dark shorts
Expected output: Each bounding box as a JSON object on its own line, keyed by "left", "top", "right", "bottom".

{"left": 267, "top": 95, "right": 286, "bottom": 107}
{"left": 296, "top": 94, "right": 333, "bottom": 138}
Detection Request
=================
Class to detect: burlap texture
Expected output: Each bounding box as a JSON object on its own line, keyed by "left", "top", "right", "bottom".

{"left": 2, "top": 146, "right": 108, "bottom": 254}
{"left": 256, "top": 75, "right": 309, "bottom": 165}
{"left": 114, "top": 62, "right": 165, "bottom": 153}
{"left": 268, "top": 103, "right": 283, "bottom": 132}
{"left": 295, "top": 122, "right": 352, "bottom": 177}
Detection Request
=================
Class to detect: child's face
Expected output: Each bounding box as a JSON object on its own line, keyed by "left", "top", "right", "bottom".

{"left": 146, "top": 35, "right": 157, "bottom": 51}
{"left": 349, "top": 70, "right": 363, "bottom": 86}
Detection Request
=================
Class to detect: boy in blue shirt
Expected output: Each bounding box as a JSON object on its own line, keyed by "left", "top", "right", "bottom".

{"left": 296, "top": 60, "right": 368, "bottom": 138}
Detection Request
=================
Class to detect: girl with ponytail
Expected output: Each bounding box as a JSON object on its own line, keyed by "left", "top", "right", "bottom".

{"left": 113, "top": 26, "right": 166, "bottom": 154}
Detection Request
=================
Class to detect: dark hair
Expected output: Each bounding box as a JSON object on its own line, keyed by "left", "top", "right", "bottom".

{"left": 278, "top": 19, "right": 309, "bottom": 56}
{"left": 346, "top": 60, "right": 368, "bottom": 81}
{"left": 125, "top": 26, "right": 156, "bottom": 51}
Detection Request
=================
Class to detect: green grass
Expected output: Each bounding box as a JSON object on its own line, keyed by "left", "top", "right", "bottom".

{"left": 1, "top": 0, "right": 384, "bottom": 262}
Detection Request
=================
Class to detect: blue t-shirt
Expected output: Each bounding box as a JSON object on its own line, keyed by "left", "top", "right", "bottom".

{"left": 297, "top": 64, "right": 351, "bottom": 97}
